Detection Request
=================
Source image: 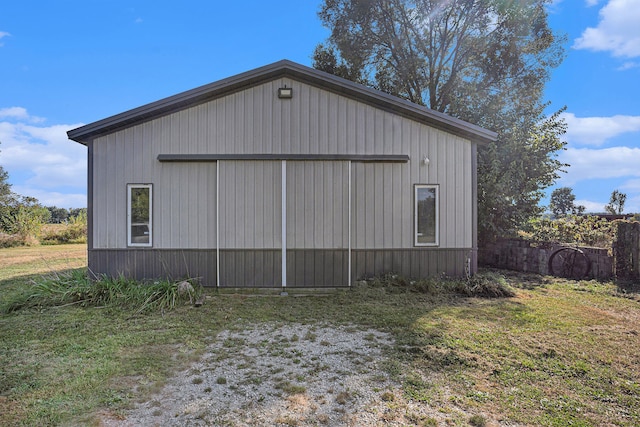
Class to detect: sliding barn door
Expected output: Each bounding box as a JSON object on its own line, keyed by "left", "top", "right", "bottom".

{"left": 286, "top": 161, "right": 349, "bottom": 287}
{"left": 218, "top": 160, "right": 282, "bottom": 287}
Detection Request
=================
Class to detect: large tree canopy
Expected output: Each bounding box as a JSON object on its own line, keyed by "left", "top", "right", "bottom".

{"left": 313, "top": 0, "right": 567, "bottom": 242}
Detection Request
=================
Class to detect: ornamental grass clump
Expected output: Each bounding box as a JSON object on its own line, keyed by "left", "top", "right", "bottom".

{"left": 1, "top": 269, "right": 200, "bottom": 314}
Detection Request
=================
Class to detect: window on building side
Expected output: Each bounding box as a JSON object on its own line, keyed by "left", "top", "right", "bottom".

{"left": 415, "top": 184, "right": 439, "bottom": 246}
{"left": 128, "top": 184, "right": 152, "bottom": 247}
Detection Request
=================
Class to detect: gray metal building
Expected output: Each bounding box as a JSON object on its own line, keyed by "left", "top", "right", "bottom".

{"left": 68, "top": 60, "right": 496, "bottom": 288}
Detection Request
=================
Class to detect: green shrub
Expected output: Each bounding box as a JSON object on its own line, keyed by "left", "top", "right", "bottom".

{"left": 1, "top": 210, "right": 87, "bottom": 246}
{"left": 1, "top": 196, "right": 49, "bottom": 241}
{"left": 521, "top": 215, "right": 612, "bottom": 247}
{"left": 0, "top": 233, "right": 38, "bottom": 248}
{"left": 40, "top": 212, "right": 87, "bottom": 244}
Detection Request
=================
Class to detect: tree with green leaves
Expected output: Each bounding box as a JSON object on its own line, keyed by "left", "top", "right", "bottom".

{"left": 605, "top": 190, "right": 627, "bottom": 215}
{"left": 47, "top": 206, "right": 70, "bottom": 224}
{"left": 549, "top": 187, "right": 585, "bottom": 218}
{"left": 313, "top": 0, "right": 567, "bottom": 242}
{"left": 2, "top": 195, "right": 50, "bottom": 239}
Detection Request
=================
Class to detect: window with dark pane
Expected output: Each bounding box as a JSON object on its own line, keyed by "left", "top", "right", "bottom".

{"left": 415, "top": 185, "right": 438, "bottom": 246}
{"left": 128, "top": 184, "right": 152, "bottom": 246}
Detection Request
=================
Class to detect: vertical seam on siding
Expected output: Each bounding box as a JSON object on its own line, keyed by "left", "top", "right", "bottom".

{"left": 216, "top": 162, "right": 220, "bottom": 287}
{"left": 348, "top": 161, "right": 352, "bottom": 287}
{"left": 281, "top": 160, "right": 287, "bottom": 288}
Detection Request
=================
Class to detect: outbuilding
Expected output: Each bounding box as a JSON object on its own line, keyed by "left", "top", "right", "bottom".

{"left": 68, "top": 60, "right": 496, "bottom": 288}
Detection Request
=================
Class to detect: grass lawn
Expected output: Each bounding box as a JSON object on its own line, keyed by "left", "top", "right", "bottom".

{"left": 0, "top": 244, "right": 639, "bottom": 426}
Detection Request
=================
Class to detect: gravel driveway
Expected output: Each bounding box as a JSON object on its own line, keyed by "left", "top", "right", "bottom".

{"left": 100, "top": 323, "right": 404, "bottom": 426}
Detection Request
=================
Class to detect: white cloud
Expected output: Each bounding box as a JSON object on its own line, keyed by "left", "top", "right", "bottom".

{"left": 585, "top": 0, "right": 601, "bottom": 6}
{"left": 0, "top": 31, "right": 9, "bottom": 46}
{"left": 621, "top": 178, "right": 640, "bottom": 191}
{"left": 561, "top": 112, "right": 640, "bottom": 145}
{"left": 0, "top": 106, "right": 45, "bottom": 123}
{"left": 574, "top": 0, "right": 640, "bottom": 58}
{"left": 11, "top": 186, "right": 86, "bottom": 209}
{"left": 0, "top": 109, "right": 87, "bottom": 208}
{"left": 559, "top": 146, "right": 640, "bottom": 186}
{"left": 617, "top": 61, "right": 640, "bottom": 70}
{"left": 0, "top": 107, "right": 29, "bottom": 120}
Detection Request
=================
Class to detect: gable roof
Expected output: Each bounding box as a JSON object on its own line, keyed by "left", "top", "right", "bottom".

{"left": 67, "top": 59, "right": 497, "bottom": 145}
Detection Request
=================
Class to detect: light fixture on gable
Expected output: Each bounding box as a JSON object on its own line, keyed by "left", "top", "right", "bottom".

{"left": 278, "top": 86, "right": 293, "bottom": 99}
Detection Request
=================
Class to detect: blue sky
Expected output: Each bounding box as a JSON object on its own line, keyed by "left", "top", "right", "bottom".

{"left": 1, "top": 0, "right": 639, "bottom": 212}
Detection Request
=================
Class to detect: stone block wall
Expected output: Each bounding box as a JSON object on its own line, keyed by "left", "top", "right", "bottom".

{"left": 479, "top": 239, "right": 612, "bottom": 280}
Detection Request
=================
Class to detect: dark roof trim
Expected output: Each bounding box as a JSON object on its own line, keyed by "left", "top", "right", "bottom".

{"left": 68, "top": 59, "right": 497, "bottom": 145}
{"left": 157, "top": 154, "right": 410, "bottom": 163}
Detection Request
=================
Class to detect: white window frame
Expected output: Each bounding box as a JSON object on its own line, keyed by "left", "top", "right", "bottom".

{"left": 414, "top": 184, "right": 439, "bottom": 247}
{"left": 127, "top": 184, "right": 153, "bottom": 247}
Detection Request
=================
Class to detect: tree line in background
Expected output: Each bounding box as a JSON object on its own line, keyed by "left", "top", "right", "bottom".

{"left": 1, "top": 144, "right": 87, "bottom": 247}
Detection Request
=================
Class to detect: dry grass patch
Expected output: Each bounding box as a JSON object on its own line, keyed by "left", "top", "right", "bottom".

{"left": 0, "top": 243, "right": 86, "bottom": 279}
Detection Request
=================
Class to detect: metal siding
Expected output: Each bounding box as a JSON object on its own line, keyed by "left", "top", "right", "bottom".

{"left": 88, "top": 247, "right": 470, "bottom": 287}
{"left": 471, "top": 143, "right": 478, "bottom": 274}
{"left": 351, "top": 249, "right": 470, "bottom": 281}
{"left": 156, "top": 162, "right": 216, "bottom": 248}
{"left": 219, "top": 250, "right": 281, "bottom": 288}
{"left": 286, "top": 161, "right": 348, "bottom": 249}
{"left": 95, "top": 124, "right": 194, "bottom": 250}
{"left": 88, "top": 249, "right": 218, "bottom": 286}
{"left": 408, "top": 126, "right": 472, "bottom": 249}
{"left": 444, "top": 133, "right": 454, "bottom": 247}
{"left": 352, "top": 162, "right": 410, "bottom": 249}
{"left": 219, "top": 161, "right": 281, "bottom": 249}
{"left": 286, "top": 250, "right": 347, "bottom": 287}
{"left": 93, "top": 135, "right": 125, "bottom": 248}
{"left": 90, "top": 76, "right": 474, "bottom": 274}
{"left": 96, "top": 78, "right": 470, "bottom": 157}
{"left": 87, "top": 140, "right": 94, "bottom": 250}
{"left": 69, "top": 61, "right": 497, "bottom": 147}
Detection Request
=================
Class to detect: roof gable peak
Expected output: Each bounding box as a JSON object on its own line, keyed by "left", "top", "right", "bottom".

{"left": 67, "top": 59, "right": 496, "bottom": 145}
